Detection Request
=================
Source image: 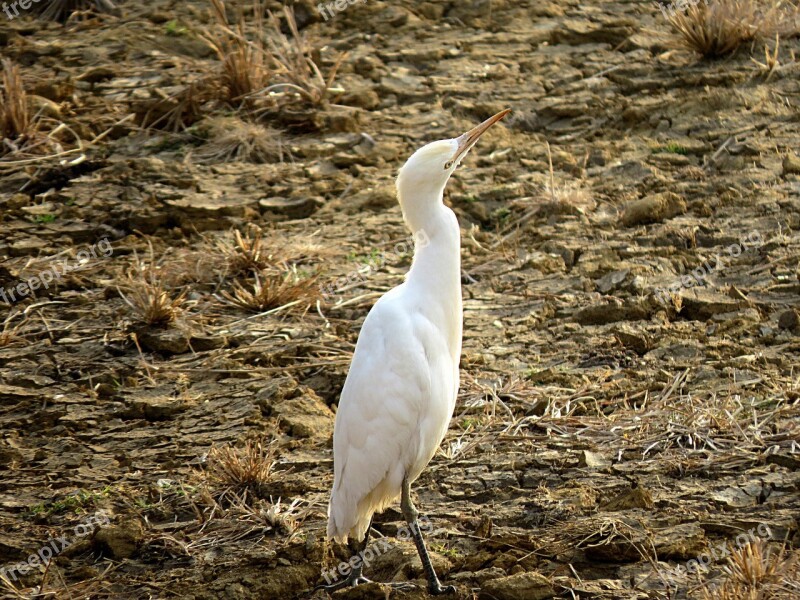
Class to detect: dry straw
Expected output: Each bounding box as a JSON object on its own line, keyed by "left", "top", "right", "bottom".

{"left": 668, "top": 0, "right": 800, "bottom": 57}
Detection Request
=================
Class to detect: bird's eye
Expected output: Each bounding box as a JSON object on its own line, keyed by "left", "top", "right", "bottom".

{"left": 444, "top": 160, "right": 453, "bottom": 170}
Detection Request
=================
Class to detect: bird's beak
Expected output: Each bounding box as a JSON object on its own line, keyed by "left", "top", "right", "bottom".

{"left": 451, "top": 108, "right": 511, "bottom": 164}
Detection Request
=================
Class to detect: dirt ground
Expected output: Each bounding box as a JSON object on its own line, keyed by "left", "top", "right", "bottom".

{"left": 1, "top": 0, "right": 800, "bottom": 598}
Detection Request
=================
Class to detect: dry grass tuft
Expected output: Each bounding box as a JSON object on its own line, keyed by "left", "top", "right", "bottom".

{"left": 195, "top": 116, "right": 285, "bottom": 164}
{"left": 138, "top": 79, "right": 220, "bottom": 132}
{"left": 32, "top": 0, "right": 119, "bottom": 22}
{"left": 1, "top": 60, "right": 34, "bottom": 155}
{"left": 491, "top": 142, "right": 591, "bottom": 249}
{"left": 139, "top": 2, "right": 343, "bottom": 132}
{"left": 700, "top": 541, "right": 799, "bottom": 599}
{"left": 118, "top": 252, "right": 188, "bottom": 328}
{"left": 216, "top": 224, "right": 278, "bottom": 274}
{"left": 541, "top": 142, "right": 592, "bottom": 212}
{"left": 206, "top": 439, "right": 278, "bottom": 495}
{"left": 260, "top": 6, "right": 346, "bottom": 107}
{"left": 0, "top": 311, "right": 27, "bottom": 347}
{"left": 230, "top": 496, "right": 305, "bottom": 537}
{"left": 725, "top": 540, "right": 791, "bottom": 586}
{"left": 220, "top": 266, "right": 319, "bottom": 312}
{"left": 0, "top": 60, "right": 88, "bottom": 161}
{"left": 204, "top": 0, "right": 272, "bottom": 105}
{"left": 667, "top": 0, "right": 799, "bottom": 58}
{"left": 203, "top": 1, "right": 343, "bottom": 108}
{"left": 750, "top": 33, "right": 783, "bottom": 79}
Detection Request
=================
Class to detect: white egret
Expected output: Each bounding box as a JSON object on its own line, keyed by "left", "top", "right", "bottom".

{"left": 322, "top": 109, "right": 511, "bottom": 595}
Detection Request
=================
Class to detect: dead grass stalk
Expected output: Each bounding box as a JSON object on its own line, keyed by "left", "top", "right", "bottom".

{"left": 668, "top": 0, "right": 800, "bottom": 58}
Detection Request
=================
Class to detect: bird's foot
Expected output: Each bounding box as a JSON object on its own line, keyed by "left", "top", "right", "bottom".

{"left": 313, "top": 574, "right": 372, "bottom": 594}
{"left": 428, "top": 582, "right": 457, "bottom": 595}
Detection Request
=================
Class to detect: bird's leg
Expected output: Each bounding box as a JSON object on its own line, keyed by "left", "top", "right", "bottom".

{"left": 314, "top": 521, "right": 374, "bottom": 593}
{"left": 400, "top": 477, "right": 456, "bottom": 596}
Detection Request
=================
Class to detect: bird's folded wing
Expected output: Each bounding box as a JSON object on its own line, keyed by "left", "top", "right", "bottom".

{"left": 331, "top": 301, "right": 432, "bottom": 501}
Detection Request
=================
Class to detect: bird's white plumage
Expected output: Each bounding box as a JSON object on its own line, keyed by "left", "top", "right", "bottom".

{"left": 326, "top": 122, "right": 504, "bottom": 544}
{"left": 327, "top": 220, "right": 462, "bottom": 541}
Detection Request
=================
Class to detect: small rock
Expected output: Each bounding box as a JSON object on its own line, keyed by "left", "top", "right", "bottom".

{"left": 0, "top": 445, "right": 23, "bottom": 467}
{"left": 418, "top": 2, "right": 445, "bottom": 20}
{"left": 166, "top": 190, "right": 259, "bottom": 228}
{"left": 574, "top": 301, "right": 648, "bottom": 325}
{"left": 679, "top": 289, "right": 747, "bottom": 320}
{"left": 778, "top": 309, "right": 799, "bottom": 331}
{"left": 189, "top": 334, "right": 227, "bottom": 351}
{"left": 259, "top": 196, "right": 318, "bottom": 219}
{"left": 622, "top": 192, "right": 686, "bottom": 226}
{"left": 351, "top": 185, "right": 395, "bottom": 211}
{"left": 379, "top": 73, "right": 434, "bottom": 102}
{"left": 596, "top": 269, "right": 629, "bottom": 293}
{"left": 340, "top": 88, "right": 380, "bottom": 110}
{"left": 323, "top": 105, "right": 361, "bottom": 133}
{"left": 601, "top": 483, "right": 654, "bottom": 511}
{"left": 612, "top": 324, "right": 651, "bottom": 354}
{"left": 521, "top": 252, "right": 565, "bottom": 274}
{"left": 480, "top": 571, "right": 555, "bottom": 600}
{"left": 27, "top": 95, "right": 61, "bottom": 119}
{"left": 580, "top": 450, "right": 611, "bottom": 469}
{"left": 77, "top": 66, "right": 117, "bottom": 85}
{"left": 654, "top": 523, "right": 707, "bottom": 560}
{"left": 146, "top": 10, "right": 171, "bottom": 23}
{"left": 710, "top": 487, "right": 754, "bottom": 509}
{"left": 128, "top": 395, "right": 190, "bottom": 421}
{"left": 33, "top": 80, "right": 74, "bottom": 102}
{"left": 2, "top": 193, "right": 30, "bottom": 211}
{"left": 138, "top": 329, "right": 191, "bottom": 355}
{"left": 260, "top": 385, "right": 334, "bottom": 439}
{"left": 354, "top": 55, "right": 384, "bottom": 79}
{"left": 650, "top": 153, "right": 691, "bottom": 167}
{"left": 782, "top": 154, "right": 800, "bottom": 175}
{"left": 93, "top": 521, "right": 144, "bottom": 560}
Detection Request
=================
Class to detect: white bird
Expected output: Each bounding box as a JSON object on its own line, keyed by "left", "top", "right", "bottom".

{"left": 322, "top": 109, "right": 511, "bottom": 595}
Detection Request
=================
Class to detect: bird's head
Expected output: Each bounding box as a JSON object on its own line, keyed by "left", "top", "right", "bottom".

{"left": 396, "top": 109, "right": 510, "bottom": 229}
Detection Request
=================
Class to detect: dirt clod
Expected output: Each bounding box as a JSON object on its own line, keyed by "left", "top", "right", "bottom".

{"left": 479, "top": 571, "right": 554, "bottom": 600}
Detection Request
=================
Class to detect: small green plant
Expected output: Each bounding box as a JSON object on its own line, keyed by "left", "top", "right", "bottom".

{"left": 652, "top": 142, "right": 688, "bottom": 155}
{"left": 492, "top": 207, "right": 511, "bottom": 223}
{"left": 34, "top": 214, "right": 56, "bottom": 223}
{"left": 151, "top": 135, "right": 188, "bottom": 153}
{"left": 28, "top": 486, "right": 113, "bottom": 518}
{"left": 460, "top": 417, "right": 480, "bottom": 430}
{"left": 431, "top": 543, "right": 461, "bottom": 559}
{"left": 165, "top": 20, "right": 188, "bottom": 36}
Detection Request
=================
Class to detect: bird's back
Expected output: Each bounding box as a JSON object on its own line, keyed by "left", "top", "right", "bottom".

{"left": 327, "top": 283, "right": 460, "bottom": 542}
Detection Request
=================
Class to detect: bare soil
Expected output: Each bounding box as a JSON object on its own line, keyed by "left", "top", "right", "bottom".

{"left": 1, "top": 1, "right": 799, "bottom": 599}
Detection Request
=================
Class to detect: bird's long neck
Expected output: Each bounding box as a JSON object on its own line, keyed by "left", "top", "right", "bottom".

{"left": 405, "top": 205, "right": 461, "bottom": 298}
{"left": 403, "top": 201, "right": 463, "bottom": 360}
